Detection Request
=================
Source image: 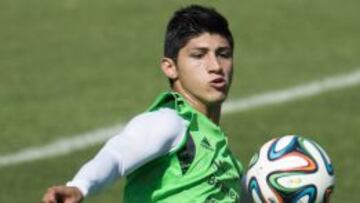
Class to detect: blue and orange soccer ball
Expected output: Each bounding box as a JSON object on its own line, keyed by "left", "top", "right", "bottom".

{"left": 246, "top": 135, "right": 335, "bottom": 203}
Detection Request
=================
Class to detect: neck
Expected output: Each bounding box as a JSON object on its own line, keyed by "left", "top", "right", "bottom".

{"left": 172, "top": 87, "right": 222, "bottom": 125}
{"left": 205, "top": 105, "right": 222, "bottom": 125}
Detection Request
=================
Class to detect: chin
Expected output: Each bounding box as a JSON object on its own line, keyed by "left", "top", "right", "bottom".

{"left": 206, "top": 92, "right": 228, "bottom": 105}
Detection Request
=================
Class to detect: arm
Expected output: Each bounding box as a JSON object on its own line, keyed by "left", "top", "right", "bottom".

{"left": 42, "top": 108, "right": 187, "bottom": 203}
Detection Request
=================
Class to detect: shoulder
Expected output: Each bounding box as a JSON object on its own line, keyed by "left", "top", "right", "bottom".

{"left": 124, "top": 108, "right": 188, "bottom": 142}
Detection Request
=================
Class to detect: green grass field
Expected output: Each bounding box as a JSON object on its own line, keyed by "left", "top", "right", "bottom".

{"left": 1, "top": 0, "right": 359, "bottom": 202}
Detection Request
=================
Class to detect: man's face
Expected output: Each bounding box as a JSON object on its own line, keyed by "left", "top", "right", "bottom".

{"left": 174, "top": 33, "right": 233, "bottom": 106}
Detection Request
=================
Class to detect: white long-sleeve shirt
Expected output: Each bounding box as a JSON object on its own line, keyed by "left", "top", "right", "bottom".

{"left": 66, "top": 108, "right": 188, "bottom": 196}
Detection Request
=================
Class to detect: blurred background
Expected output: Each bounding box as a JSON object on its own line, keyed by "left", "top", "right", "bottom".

{"left": 0, "top": 0, "right": 359, "bottom": 202}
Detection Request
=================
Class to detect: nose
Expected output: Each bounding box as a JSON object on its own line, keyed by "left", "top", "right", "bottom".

{"left": 207, "top": 53, "right": 222, "bottom": 73}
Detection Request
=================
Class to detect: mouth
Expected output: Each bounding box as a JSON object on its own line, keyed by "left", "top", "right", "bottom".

{"left": 209, "top": 78, "right": 227, "bottom": 91}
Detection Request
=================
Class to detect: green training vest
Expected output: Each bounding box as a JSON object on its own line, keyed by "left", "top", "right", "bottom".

{"left": 123, "top": 92, "right": 243, "bottom": 203}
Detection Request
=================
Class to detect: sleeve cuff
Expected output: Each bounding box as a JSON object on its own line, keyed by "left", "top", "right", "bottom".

{"left": 66, "top": 180, "right": 91, "bottom": 197}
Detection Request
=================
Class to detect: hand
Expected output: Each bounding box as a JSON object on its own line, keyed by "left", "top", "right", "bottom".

{"left": 42, "top": 186, "right": 83, "bottom": 203}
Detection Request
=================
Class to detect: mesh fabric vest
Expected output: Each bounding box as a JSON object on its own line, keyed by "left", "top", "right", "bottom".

{"left": 123, "top": 92, "right": 243, "bottom": 203}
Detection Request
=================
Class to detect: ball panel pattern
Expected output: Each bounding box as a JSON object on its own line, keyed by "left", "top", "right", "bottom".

{"left": 246, "top": 135, "right": 335, "bottom": 203}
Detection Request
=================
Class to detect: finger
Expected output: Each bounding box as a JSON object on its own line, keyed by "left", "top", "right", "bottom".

{"left": 42, "top": 191, "right": 57, "bottom": 203}
{"left": 64, "top": 199, "right": 77, "bottom": 203}
{"left": 42, "top": 187, "right": 60, "bottom": 203}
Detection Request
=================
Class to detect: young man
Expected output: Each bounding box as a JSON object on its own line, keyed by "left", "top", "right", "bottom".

{"left": 42, "top": 5, "right": 243, "bottom": 203}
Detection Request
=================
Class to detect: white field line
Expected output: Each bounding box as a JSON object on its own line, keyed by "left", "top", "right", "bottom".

{"left": 1, "top": 69, "right": 360, "bottom": 168}
{"left": 222, "top": 69, "right": 360, "bottom": 113}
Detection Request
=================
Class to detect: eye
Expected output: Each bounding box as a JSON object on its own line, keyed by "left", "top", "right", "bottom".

{"left": 217, "top": 51, "right": 232, "bottom": 59}
{"left": 190, "top": 53, "right": 204, "bottom": 59}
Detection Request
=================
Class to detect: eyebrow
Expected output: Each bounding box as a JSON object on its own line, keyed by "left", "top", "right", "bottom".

{"left": 189, "top": 47, "right": 208, "bottom": 52}
{"left": 216, "top": 47, "right": 232, "bottom": 52}
{"left": 189, "top": 46, "right": 231, "bottom": 51}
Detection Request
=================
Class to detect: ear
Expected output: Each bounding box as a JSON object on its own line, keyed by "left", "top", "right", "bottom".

{"left": 160, "top": 57, "right": 178, "bottom": 80}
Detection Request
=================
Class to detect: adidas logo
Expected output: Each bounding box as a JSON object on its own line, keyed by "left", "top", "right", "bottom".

{"left": 201, "top": 137, "right": 213, "bottom": 150}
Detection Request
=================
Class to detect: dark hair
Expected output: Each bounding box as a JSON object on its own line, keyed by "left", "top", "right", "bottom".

{"left": 164, "top": 5, "right": 234, "bottom": 61}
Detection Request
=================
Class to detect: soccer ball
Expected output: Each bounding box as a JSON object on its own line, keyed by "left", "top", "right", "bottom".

{"left": 245, "top": 135, "right": 335, "bottom": 203}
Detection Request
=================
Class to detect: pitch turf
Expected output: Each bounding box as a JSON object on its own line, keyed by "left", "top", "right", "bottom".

{"left": 0, "top": 0, "right": 359, "bottom": 202}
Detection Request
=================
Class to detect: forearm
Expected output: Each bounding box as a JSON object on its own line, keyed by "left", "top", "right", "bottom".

{"left": 66, "top": 148, "right": 122, "bottom": 197}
